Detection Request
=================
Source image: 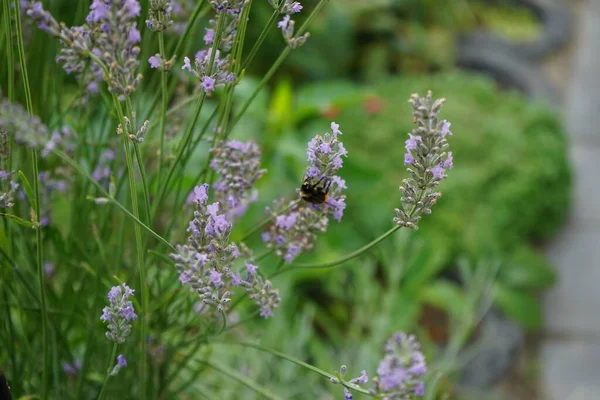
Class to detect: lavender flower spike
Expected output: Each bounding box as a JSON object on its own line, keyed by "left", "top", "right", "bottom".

{"left": 210, "top": 140, "right": 266, "bottom": 221}
{"left": 373, "top": 332, "right": 427, "bottom": 398}
{"left": 262, "top": 122, "right": 348, "bottom": 264}
{"left": 170, "top": 184, "right": 237, "bottom": 313}
{"left": 100, "top": 283, "right": 137, "bottom": 343}
{"left": 238, "top": 263, "right": 281, "bottom": 318}
{"left": 394, "top": 91, "right": 454, "bottom": 230}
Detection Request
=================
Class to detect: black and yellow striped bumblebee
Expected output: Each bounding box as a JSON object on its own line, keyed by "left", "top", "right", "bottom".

{"left": 299, "top": 175, "right": 331, "bottom": 204}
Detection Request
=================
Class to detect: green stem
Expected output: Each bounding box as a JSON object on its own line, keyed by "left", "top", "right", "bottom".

{"left": 270, "top": 226, "right": 402, "bottom": 279}
{"left": 152, "top": 13, "right": 226, "bottom": 220}
{"left": 156, "top": 32, "right": 168, "bottom": 190}
{"left": 112, "top": 94, "right": 148, "bottom": 400}
{"left": 241, "top": 9, "right": 279, "bottom": 69}
{"left": 12, "top": 1, "right": 48, "bottom": 399}
{"left": 133, "top": 143, "right": 153, "bottom": 224}
{"left": 212, "top": 341, "right": 373, "bottom": 396}
{"left": 152, "top": 92, "right": 205, "bottom": 219}
{"left": 97, "top": 343, "right": 118, "bottom": 400}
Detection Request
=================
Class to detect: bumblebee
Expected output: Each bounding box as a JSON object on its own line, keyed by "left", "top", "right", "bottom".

{"left": 299, "top": 175, "right": 331, "bottom": 204}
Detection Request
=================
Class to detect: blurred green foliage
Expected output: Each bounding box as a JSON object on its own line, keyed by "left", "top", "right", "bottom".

{"left": 247, "top": 71, "right": 570, "bottom": 332}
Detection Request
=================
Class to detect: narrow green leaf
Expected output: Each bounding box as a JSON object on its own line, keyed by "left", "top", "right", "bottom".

{"left": 17, "top": 170, "right": 36, "bottom": 209}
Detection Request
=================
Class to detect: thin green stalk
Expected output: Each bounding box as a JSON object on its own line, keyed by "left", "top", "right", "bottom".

{"left": 227, "top": 0, "right": 330, "bottom": 135}
{"left": 12, "top": 1, "right": 49, "bottom": 399}
{"left": 133, "top": 143, "right": 153, "bottom": 224}
{"left": 3, "top": 0, "right": 15, "bottom": 266}
{"left": 241, "top": 9, "right": 278, "bottom": 69}
{"left": 112, "top": 94, "right": 148, "bottom": 400}
{"left": 201, "top": 1, "right": 252, "bottom": 183}
{"left": 97, "top": 343, "right": 118, "bottom": 400}
{"left": 124, "top": 98, "right": 152, "bottom": 224}
{"left": 156, "top": 32, "right": 168, "bottom": 190}
{"left": 3, "top": 0, "right": 14, "bottom": 101}
{"left": 269, "top": 225, "right": 402, "bottom": 279}
{"left": 212, "top": 341, "right": 373, "bottom": 396}
{"left": 152, "top": 13, "right": 226, "bottom": 219}
{"left": 152, "top": 92, "right": 206, "bottom": 218}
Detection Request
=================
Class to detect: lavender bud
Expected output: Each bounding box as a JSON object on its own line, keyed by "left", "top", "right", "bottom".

{"left": 146, "top": 0, "right": 173, "bottom": 32}
{"left": 278, "top": 15, "right": 309, "bottom": 49}
{"left": 270, "top": 0, "right": 303, "bottom": 15}
{"left": 100, "top": 283, "right": 137, "bottom": 343}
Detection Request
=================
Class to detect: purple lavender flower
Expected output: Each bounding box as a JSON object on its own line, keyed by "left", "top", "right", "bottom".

{"left": 146, "top": 0, "right": 173, "bottom": 32}
{"left": 210, "top": 140, "right": 266, "bottom": 221}
{"left": 181, "top": 48, "right": 235, "bottom": 93}
{"left": 62, "top": 359, "right": 83, "bottom": 376}
{"left": 330, "top": 365, "right": 369, "bottom": 399}
{"left": 172, "top": 184, "right": 281, "bottom": 317}
{"left": 262, "top": 200, "right": 328, "bottom": 264}
{"left": 374, "top": 332, "right": 427, "bottom": 398}
{"left": 440, "top": 120, "right": 452, "bottom": 138}
{"left": 204, "top": 28, "right": 215, "bottom": 44}
{"left": 92, "top": 149, "right": 116, "bottom": 187}
{"left": 149, "top": 55, "right": 161, "bottom": 69}
{"left": 110, "top": 354, "right": 128, "bottom": 376}
{"left": 100, "top": 283, "right": 137, "bottom": 343}
{"left": 303, "top": 122, "right": 348, "bottom": 221}
{"left": 238, "top": 264, "right": 280, "bottom": 318}
{"left": 117, "top": 354, "right": 127, "bottom": 367}
{"left": 28, "top": 1, "right": 143, "bottom": 101}
{"left": 262, "top": 123, "right": 347, "bottom": 263}
{"left": 395, "top": 92, "right": 454, "bottom": 230}
{"left": 170, "top": 184, "right": 238, "bottom": 313}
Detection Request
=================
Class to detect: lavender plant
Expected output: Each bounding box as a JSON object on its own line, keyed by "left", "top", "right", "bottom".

{"left": 0, "top": 0, "right": 465, "bottom": 398}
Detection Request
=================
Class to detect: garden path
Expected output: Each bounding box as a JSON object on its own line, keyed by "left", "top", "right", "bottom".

{"left": 541, "top": 0, "right": 600, "bottom": 398}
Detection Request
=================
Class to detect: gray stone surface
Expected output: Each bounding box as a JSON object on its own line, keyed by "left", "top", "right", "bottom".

{"left": 540, "top": 340, "right": 600, "bottom": 400}
{"left": 544, "top": 216, "right": 600, "bottom": 337}
{"left": 566, "top": 146, "right": 600, "bottom": 222}
{"left": 564, "top": 1, "right": 600, "bottom": 147}
{"left": 541, "top": 0, "right": 600, "bottom": 398}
